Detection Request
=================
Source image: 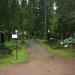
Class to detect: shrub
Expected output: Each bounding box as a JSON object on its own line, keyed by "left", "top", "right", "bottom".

{"left": 63, "top": 37, "right": 75, "bottom": 45}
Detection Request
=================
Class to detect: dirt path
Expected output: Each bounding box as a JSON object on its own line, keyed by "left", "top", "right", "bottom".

{"left": 0, "top": 39, "right": 75, "bottom": 75}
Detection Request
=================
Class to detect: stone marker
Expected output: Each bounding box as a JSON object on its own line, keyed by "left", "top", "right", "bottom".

{"left": 0, "top": 31, "right": 5, "bottom": 46}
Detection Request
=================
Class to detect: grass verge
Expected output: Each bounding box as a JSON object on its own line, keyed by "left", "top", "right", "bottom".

{"left": 0, "top": 41, "right": 30, "bottom": 68}
{"left": 35, "top": 38, "right": 75, "bottom": 58}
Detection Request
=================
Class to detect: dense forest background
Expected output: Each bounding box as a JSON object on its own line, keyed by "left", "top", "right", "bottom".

{"left": 0, "top": 0, "right": 75, "bottom": 39}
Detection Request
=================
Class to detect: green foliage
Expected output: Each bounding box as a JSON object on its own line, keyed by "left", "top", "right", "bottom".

{"left": 0, "top": 0, "right": 75, "bottom": 39}
{"left": 5, "top": 41, "right": 16, "bottom": 49}
{"left": 50, "top": 14, "right": 59, "bottom": 34}
{"left": 0, "top": 41, "right": 30, "bottom": 68}
{"left": 36, "top": 38, "right": 75, "bottom": 58}
{"left": 63, "top": 37, "right": 75, "bottom": 45}
{"left": 56, "top": 0, "right": 75, "bottom": 34}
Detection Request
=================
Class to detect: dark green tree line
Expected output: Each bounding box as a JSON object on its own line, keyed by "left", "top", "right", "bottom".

{"left": 0, "top": 0, "right": 75, "bottom": 39}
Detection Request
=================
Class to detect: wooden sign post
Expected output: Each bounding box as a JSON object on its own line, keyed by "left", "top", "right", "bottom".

{"left": 12, "top": 34, "right": 18, "bottom": 60}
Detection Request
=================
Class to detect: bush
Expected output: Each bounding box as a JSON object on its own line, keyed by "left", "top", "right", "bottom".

{"left": 0, "top": 42, "right": 30, "bottom": 67}
{"left": 62, "top": 37, "right": 75, "bottom": 49}
{"left": 63, "top": 37, "right": 75, "bottom": 45}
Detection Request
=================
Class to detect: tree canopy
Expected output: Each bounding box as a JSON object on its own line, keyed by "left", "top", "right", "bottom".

{"left": 0, "top": 0, "right": 75, "bottom": 39}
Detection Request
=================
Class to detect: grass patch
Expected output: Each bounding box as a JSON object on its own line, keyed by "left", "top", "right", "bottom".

{"left": 36, "top": 38, "right": 75, "bottom": 58}
{"left": 0, "top": 41, "right": 30, "bottom": 68}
